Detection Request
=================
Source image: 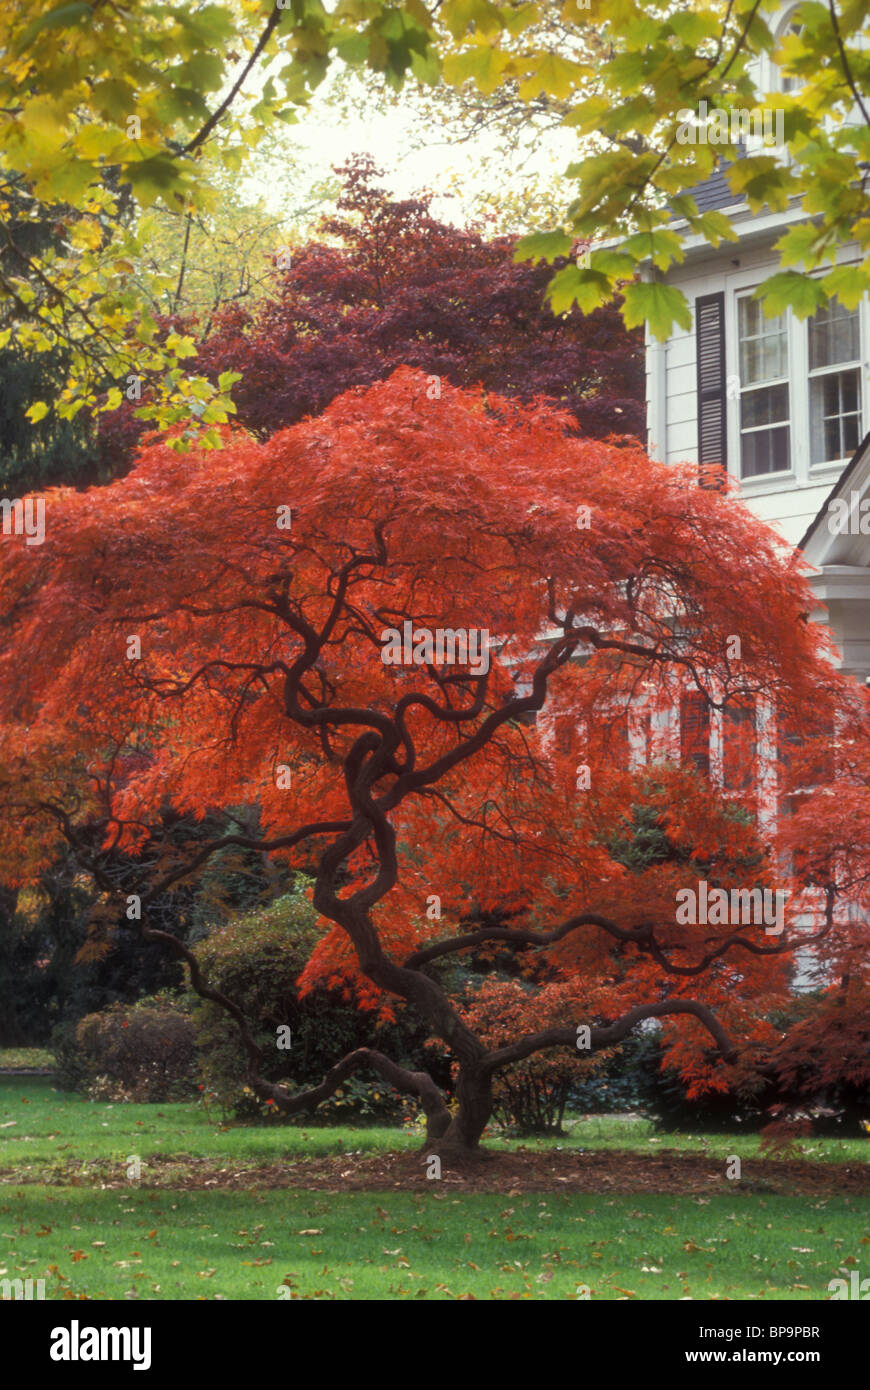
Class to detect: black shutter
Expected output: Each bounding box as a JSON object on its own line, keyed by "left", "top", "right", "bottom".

{"left": 695, "top": 292, "right": 727, "bottom": 488}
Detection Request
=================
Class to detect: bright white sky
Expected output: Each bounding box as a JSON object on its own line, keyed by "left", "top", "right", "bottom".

{"left": 240, "top": 66, "right": 576, "bottom": 231}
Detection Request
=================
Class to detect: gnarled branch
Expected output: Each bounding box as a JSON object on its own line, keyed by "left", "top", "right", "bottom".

{"left": 248, "top": 1047, "right": 451, "bottom": 1141}
{"left": 481, "top": 998, "right": 739, "bottom": 1076}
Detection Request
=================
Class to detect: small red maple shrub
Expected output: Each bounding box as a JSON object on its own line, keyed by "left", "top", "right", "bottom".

{"left": 457, "top": 978, "right": 596, "bottom": 1135}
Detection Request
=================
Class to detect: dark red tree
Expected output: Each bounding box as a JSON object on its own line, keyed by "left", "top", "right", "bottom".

{"left": 98, "top": 156, "right": 644, "bottom": 469}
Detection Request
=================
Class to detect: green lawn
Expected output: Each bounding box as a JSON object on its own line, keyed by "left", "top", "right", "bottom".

{"left": 1, "top": 1187, "right": 867, "bottom": 1301}
{"left": 1, "top": 1077, "right": 868, "bottom": 1300}
{"left": 0, "top": 1047, "right": 54, "bottom": 1069}
{"left": 2, "top": 1077, "right": 868, "bottom": 1172}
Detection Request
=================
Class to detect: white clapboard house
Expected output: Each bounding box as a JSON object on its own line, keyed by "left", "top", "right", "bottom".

{"left": 644, "top": 1, "right": 870, "bottom": 687}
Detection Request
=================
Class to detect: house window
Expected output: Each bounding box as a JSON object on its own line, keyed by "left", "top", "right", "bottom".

{"left": 680, "top": 689, "right": 710, "bottom": 775}
{"left": 722, "top": 697, "right": 756, "bottom": 792}
{"left": 808, "top": 299, "right": 862, "bottom": 464}
{"left": 779, "top": 21, "right": 803, "bottom": 94}
{"left": 777, "top": 713, "right": 836, "bottom": 820}
{"left": 738, "top": 296, "right": 790, "bottom": 477}
{"left": 603, "top": 708, "right": 631, "bottom": 769}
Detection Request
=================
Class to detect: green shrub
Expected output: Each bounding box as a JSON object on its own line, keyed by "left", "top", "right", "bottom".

{"left": 569, "top": 1031, "right": 658, "bottom": 1114}
{"left": 50, "top": 1019, "right": 91, "bottom": 1093}
{"left": 72, "top": 993, "right": 198, "bottom": 1102}
{"left": 311, "top": 1077, "right": 405, "bottom": 1123}
{"left": 192, "top": 887, "right": 435, "bottom": 1122}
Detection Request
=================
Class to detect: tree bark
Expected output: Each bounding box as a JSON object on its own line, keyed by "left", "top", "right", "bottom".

{"left": 425, "top": 1064, "right": 494, "bottom": 1156}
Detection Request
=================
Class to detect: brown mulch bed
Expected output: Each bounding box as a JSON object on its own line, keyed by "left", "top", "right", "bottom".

{"left": 3, "top": 1148, "right": 869, "bottom": 1196}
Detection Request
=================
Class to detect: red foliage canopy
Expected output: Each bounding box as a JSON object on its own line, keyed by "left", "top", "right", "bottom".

{"left": 1, "top": 368, "right": 864, "bottom": 1149}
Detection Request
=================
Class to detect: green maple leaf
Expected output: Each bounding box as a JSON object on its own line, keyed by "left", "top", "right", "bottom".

{"left": 754, "top": 272, "right": 827, "bottom": 319}
{"left": 546, "top": 266, "right": 611, "bottom": 316}
{"left": 622, "top": 281, "right": 691, "bottom": 341}
{"left": 514, "top": 229, "right": 573, "bottom": 265}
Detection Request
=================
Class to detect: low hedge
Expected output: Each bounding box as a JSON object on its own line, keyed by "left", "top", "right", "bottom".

{"left": 53, "top": 993, "right": 197, "bottom": 1101}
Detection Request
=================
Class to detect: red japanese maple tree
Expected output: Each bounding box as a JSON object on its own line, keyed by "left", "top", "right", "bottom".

{"left": 0, "top": 369, "right": 862, "bottom": 1153}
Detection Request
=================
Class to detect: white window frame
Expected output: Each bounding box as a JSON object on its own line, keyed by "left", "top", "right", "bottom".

{"left": 724, "top": 257, "right": 869, "bottom": 489}
{"left": 735, "top": 289, "right": 792, "bottom": 480}
{"left": 775, "top": 12, "right": 804, "bottom": 96}
{"left": 806, "top": 299, "right": 863, "bottom": 471}
{"left": 725, "top": 264, "right": 797, "bottom": 488}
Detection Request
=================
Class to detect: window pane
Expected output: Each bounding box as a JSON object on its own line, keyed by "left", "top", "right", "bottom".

{"left": 844, "top": 411, "right": 860, "bottom": 454}
{"left": 841, "top": 371, "right": 859, "bottom": 413}
{"left": 738, "top": 297, "right": 788, "bottom": 384}
{"left": 738, "top": 297, "right": 762, "bottom": 338}
{"left": 834, "top": 315, "right": 859, "bottom": 363}
{"left": 822, "top": 375, "right": 840, "bottom": 415}
{"left": 809, "top": 299, "right": 859, "bottom": 369}
{"left": 741, "top": 425, "right": 790, "bottom": 476}
{"left": 810, "top": 368, "right": 861, "bottom": 464}
{"left": 824, "top": 415, "right": 840, "bottom": 461}
{"left": 741, "top": 336, "right": 760, "bottom": 383}
{"left": 723, "top": 698, "right": 756, "bottom": 792}
{"left": 738, "top": 295, "right": 792, "bottom": 476}
{"left": 780, "top": 22, "right": 802, "bottom": 94}
{"left": 809, "top": 320, "right": 831, "bottom": 371}
{"left": 680, "top": 690, "right": 710, "bottom": 776}
{"left": 741, "top": 383, "right": 789, "bottom": 428}
{"left": 766, "top": 333, "right": 788, "bottom": 380}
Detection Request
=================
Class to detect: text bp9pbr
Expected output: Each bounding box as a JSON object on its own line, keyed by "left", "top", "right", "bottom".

{"left": 699, "top": 1327, "right": 820, "bottom": 1341}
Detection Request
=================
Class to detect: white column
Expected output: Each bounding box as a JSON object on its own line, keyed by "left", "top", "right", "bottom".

{"left": 646, "top": 328, "right": 669, "bottom": 463}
